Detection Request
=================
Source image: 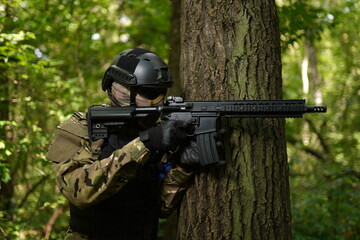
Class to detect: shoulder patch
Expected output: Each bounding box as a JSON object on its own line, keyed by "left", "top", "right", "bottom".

{"left": 58, "top": 112, "right": 89, "bottom": 139}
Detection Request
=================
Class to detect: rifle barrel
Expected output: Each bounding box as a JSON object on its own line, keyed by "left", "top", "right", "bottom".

{"left": 305, "top": 106, "right": 327, "bottom": 113}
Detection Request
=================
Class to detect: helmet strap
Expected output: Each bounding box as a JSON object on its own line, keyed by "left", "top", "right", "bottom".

{"left": 130, "top": 88, "right": 137, "bottom": 106}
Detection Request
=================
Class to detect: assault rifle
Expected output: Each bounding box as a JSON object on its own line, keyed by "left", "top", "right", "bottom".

{"left": 86, "top": 96, "right": 326, "bottom": 166}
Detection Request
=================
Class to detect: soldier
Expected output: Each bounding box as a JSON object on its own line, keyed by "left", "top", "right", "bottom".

{"left": 46, "top": 48, "right": 197, "bottom": 240}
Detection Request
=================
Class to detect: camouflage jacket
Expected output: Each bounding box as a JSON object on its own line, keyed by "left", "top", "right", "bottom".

{"left": 46, "top": 112, "right": 192, "bottom": 216}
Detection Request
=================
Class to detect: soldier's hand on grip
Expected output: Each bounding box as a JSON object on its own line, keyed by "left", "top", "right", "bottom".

{"left": 140, "top": 120, "right": 188, "bottom": 154}
{"left": 178, "top": 140, "right": 200, "bottom": 168}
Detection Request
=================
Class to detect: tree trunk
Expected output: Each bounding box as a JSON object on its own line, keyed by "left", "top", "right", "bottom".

{"left": 302, "top": 37, "right": 323, "bottom": 105}
{"left": 168, "top": 0, "right": 183, "bottom": 97}
{"left": 0, "top": 3, "right": 14, "bottom": 213}
{"left": 177, "top": 1, "right": 291, "bottom": 239}
{"left": 161, "top": 1, "right": 182, "bottom": 239}
{"left": 0, "top": 68, "right": 13, "bottom": 212}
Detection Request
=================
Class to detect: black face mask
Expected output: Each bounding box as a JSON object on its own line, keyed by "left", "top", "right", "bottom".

{"left": 136, "top": 87, "right": 167, "bottom": 100}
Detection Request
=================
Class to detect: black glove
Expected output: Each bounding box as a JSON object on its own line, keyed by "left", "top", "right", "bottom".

{"left": 140, "top": 120, "right": 188, "bottom": 153}
{"left": 178, "top": 129, "right": 226, "bottom": 168}
{"left": 178, "top": 140, "right": 200, "bottom": 168}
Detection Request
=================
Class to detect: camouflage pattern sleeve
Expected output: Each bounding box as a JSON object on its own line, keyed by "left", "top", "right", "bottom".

{"left": 160, "top": 167, "right": 193, "bottom": 217}
{"left": 46, "top": 113, "right": 150, "bottom": 209}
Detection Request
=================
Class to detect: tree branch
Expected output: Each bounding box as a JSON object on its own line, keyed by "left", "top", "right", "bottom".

{"left": 305, "top": 118, "right": 331, "bottom": 156}
{"left": 18, "top": 175, "right": 49, "bottom": 208}
{"left": 0, "top": 227, "right": 8, "bottom": 239}
{"left": 342, "top": 168, "right": 360, "bottom": 180}
{"left": 287, "top": 137, "right": 329, "bottom": 162}
{"left": 43, "top": 204, "right": 67, "bottom": 240}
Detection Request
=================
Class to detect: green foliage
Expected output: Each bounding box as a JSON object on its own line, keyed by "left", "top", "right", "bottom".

{"left": 278, "top": 0, "right": 336, "bottom": 49}
{"left": 0, "top": 0, "right": 171, "bottom": 239}
{"left": 280, "top": 0, "right": 360, "bottom": 239}
{"left": 122, "top": 0, "right": 171, "bottom": 59}
{"left": 1, "top": 0, "right": 358, "bottom": 239}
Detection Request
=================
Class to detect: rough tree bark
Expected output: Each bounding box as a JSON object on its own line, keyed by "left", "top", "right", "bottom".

{"left": 177, "top": 1, "right": 291, "bottom": 239}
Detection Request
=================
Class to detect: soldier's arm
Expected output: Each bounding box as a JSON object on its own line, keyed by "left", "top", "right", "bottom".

{"left": 159, "top": 166, "right": 193, "bottom": 217}
{"left": 47, "top": 114, "right": 150, "bottom": 209}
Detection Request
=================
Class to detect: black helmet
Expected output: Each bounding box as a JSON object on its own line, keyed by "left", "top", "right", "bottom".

{"left": 102, "top": 48, "right": 173, "bottom": 105}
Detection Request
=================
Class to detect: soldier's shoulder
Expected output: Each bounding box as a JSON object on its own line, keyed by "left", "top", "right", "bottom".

{"left": 47, "top": 112, "right": 88, "bottom": 163}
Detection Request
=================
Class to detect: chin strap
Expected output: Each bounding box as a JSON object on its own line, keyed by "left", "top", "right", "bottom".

{"left": 130, "top": 88, "right": 137, "bottom": 106}
{"left": 107, "top": 88, "right": 119, "bottom": 106}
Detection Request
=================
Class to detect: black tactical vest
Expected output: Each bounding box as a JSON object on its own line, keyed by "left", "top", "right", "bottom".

{"left": 69, "top": 134, "right": 162, "bottom": 240}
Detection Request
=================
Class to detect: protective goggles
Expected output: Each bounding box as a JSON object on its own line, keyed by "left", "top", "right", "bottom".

{"left": 111, "top": 82, "right": 165, "bottom": 106}
{"left": 135, "top": 93, "right": 165, "bottom": 107}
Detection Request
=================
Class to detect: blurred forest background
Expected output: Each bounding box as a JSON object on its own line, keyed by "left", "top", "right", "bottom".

{"left": 0, "top": 0, "right": 359, "bottom": 239}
